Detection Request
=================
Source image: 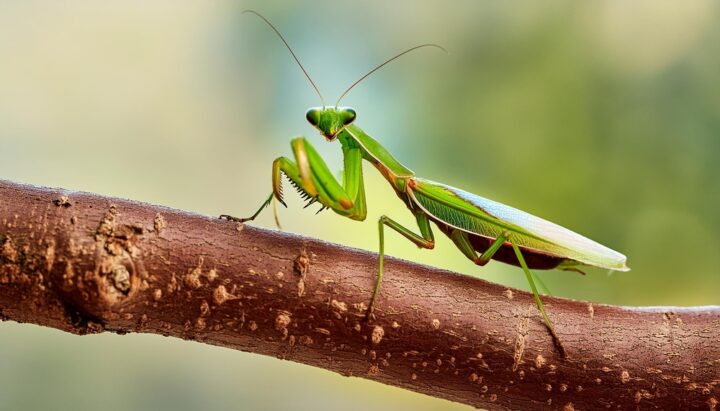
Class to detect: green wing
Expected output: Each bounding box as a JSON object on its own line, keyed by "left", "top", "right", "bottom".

{"left": 408, "top": 178, "right": 629, "bottom": 271}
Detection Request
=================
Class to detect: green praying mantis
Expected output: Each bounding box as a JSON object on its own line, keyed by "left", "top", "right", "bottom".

{"left": 223, "top": 11, "right": 630, "bottom": 357}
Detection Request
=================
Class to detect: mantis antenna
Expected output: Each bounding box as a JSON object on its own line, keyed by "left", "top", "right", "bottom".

{"left": 334, "top": 43, "right": 447, "bottom": 108}
{"left": 243, "top": 10, "right": 327, "bottom": 107}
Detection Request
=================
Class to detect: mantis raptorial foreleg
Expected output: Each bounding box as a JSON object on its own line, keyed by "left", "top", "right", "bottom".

{"left": 280, "top": 137, "right": 367, "bottom": 219}
{"left": 220, "top": 192, "right": 273, "bottom": 223}
{"left": 223, "top": 136, "right": 367, "bottom": 223}
{"left": 370, "top": 213, "right": 435, "bottom": 318}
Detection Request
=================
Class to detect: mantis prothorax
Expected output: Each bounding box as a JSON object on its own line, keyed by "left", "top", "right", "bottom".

{"left": 222, "top": 11, "right": 630, "bottom": 357}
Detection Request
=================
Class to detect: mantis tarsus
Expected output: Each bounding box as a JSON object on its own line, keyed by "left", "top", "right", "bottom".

{"left": 222, "top": 11, "right": 630, "bottom": 357}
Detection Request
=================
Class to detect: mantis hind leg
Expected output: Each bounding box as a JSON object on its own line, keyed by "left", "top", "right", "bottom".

{"left": 449, "top": 230, "right": 551, "bottom": 295}
{"left": 449, "top": 229, "right": 508, "bottom": 266}
{"left": 449, "top": 230, "right": 565, "bottom": 356}
{"left": 369, "top": 213, "right": 434, "bottom": 319}
{"left": 510, "top": 239, "right": 567, "bottom": 358}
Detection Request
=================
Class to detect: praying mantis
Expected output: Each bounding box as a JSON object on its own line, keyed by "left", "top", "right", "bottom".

{"left": 222, "top": 11, "right": 630, "bottom": 357}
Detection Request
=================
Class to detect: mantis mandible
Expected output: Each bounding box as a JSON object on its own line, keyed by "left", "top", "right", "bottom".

{"left": 223, "top": 11, "right": 630, "bottom": 357}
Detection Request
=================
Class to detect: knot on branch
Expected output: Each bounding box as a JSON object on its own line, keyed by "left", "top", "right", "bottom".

{"left": 49, "top": 203, "right": 147, "bottom": 320}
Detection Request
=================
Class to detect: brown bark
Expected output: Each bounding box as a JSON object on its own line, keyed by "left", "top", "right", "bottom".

{"left": 0, "top": 179, "right": 718, "bottom": 411}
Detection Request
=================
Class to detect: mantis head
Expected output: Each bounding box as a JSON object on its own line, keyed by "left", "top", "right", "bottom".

{"left": 306, "top": 107, "right": 356, "bottom": 141}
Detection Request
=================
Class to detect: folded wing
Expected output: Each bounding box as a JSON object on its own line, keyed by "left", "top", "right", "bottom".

{"left": 408, "top": 178, "right": 629, "bottom": 271}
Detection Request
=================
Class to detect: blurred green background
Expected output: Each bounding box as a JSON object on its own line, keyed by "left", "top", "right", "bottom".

{"left": 1, "top": 1, "right": 718, "bottom": 410}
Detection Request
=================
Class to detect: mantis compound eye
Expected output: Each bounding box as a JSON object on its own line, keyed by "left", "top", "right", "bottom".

{"left": 340, "top": 107, "right": 356, "bottom": 125}
{"left": 306, "top": 108, "right": 321, "bottom": 126}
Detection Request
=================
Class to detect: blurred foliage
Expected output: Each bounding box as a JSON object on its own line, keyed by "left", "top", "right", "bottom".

{"left": 0, "top": 1, "right": 718, "bottom": 410}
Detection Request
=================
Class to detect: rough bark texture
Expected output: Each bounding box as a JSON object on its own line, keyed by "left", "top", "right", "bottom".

{"left": 0, "top": 179, "right": 718, "bottom": 411}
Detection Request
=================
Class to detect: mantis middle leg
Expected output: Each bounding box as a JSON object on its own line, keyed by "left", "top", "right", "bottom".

{"left": 370, "top": 213, "right": 435, "bottom": 318}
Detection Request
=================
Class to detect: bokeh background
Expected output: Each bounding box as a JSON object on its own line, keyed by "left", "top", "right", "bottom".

{"left": 1, "top": 1, "right": 718, "bottom": 410}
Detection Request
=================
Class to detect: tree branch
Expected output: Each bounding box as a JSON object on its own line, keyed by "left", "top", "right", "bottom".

{"left": 0, "top": 179, "right": 717, "bottom": 410}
